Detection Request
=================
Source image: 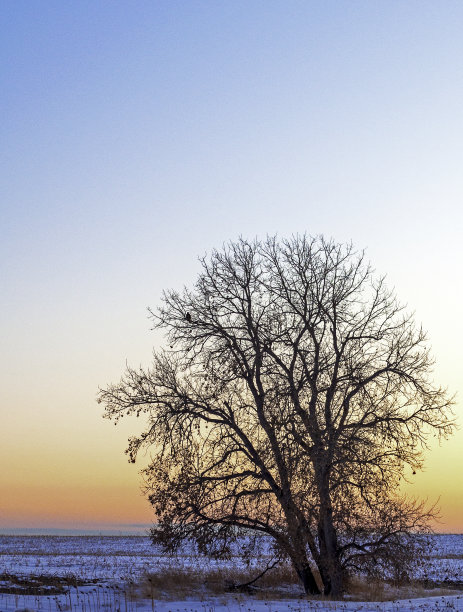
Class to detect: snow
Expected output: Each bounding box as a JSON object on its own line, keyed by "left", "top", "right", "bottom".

{"left": 0, "top": 534, "right": 462, "bottom": 611}
{"left": 1, "top": 592, "right": 463, "bottom": 611}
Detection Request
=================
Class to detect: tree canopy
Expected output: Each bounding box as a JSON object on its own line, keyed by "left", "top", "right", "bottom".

{"left": 99, "top": 235, "right": 454, "bottom": 596}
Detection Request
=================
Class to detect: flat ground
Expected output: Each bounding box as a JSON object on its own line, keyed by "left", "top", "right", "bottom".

{"left": 1, "top": 534, "right": 463, "bottom": 611}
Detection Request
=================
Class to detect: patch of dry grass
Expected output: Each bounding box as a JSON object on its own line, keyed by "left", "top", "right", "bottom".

{"left": 138, "top": 565, "right": 463, "bottom": 603}
{"left": 140, "top": 563, "right": 303, "bottom": 601}
{"left": 0, "top": 572, "right": 98, "bottom": 596}
{"left": 344, "top": 574, "right": 460, "bottom": 602}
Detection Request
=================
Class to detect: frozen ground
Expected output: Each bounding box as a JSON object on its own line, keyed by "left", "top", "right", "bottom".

{"left": 0, "top": 534, "right": 462, "bottom": 611}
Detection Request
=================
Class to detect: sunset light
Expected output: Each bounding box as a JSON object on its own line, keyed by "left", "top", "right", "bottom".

{"left": 1, "top": 2, "right": 463, "bottom": 609}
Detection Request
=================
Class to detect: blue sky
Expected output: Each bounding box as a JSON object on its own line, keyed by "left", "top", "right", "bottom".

{"left": 1, "top": 1, "right": 462, "bottom": 531}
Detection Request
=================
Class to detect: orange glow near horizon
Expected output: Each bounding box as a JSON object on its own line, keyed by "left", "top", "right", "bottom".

{"left": 0, "top": 482, "right": 152, "bottom": 530}
{"left": 401, "top": 432, "right": 463, "bottom": 533}
{"left": 2, "top": 1, "right": 463, "bottom": 538}
{"left": 0, "top": 411, "right": 154, "bottom": 532}
{"left": 1, "top": 420, "right": 461, "bottom": 534}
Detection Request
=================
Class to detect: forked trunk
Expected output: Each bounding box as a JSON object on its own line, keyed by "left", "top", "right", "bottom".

{"left": 294, "top": 560, "right": 320, "bottom": 595}
{"left": 281, "top": 503, "right": 321, "bottom": 594}
{"left": 318, "top": 558, "right": 343, "bottom": 596}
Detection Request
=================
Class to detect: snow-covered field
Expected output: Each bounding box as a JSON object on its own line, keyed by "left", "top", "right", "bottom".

{"left": 1, "top": 534, "right": 462, "bottom": 611}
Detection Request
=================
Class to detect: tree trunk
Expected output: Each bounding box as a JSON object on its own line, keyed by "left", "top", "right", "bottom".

{"left": 318, "top": 553, "right": 343, "bottom": 597}
{"left": 317, "top": 510, "right": 343, "bottom": 596}
{"left": 294, "top": 559, "right": 321, "bottom": 595}
{"left": 279, "top": 500, "right": 321, "bottom": 595}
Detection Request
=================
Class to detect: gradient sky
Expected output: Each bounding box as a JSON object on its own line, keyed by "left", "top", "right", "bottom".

{"left": 1, "top": 1, "right": 462, "bottom": 533}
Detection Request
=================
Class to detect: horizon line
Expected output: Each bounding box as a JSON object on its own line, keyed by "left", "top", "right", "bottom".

{"left": 0, "top": 526, "right": 152, "bottom": 536}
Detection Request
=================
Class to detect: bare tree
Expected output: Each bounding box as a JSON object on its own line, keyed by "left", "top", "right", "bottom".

{"left": 99, "top": 235, "right": 454, "bottom": 596}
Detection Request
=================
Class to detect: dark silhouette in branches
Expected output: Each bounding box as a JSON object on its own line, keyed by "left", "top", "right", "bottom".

{"left": 99, "top": 235, "right": 454, "bottom": 596}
